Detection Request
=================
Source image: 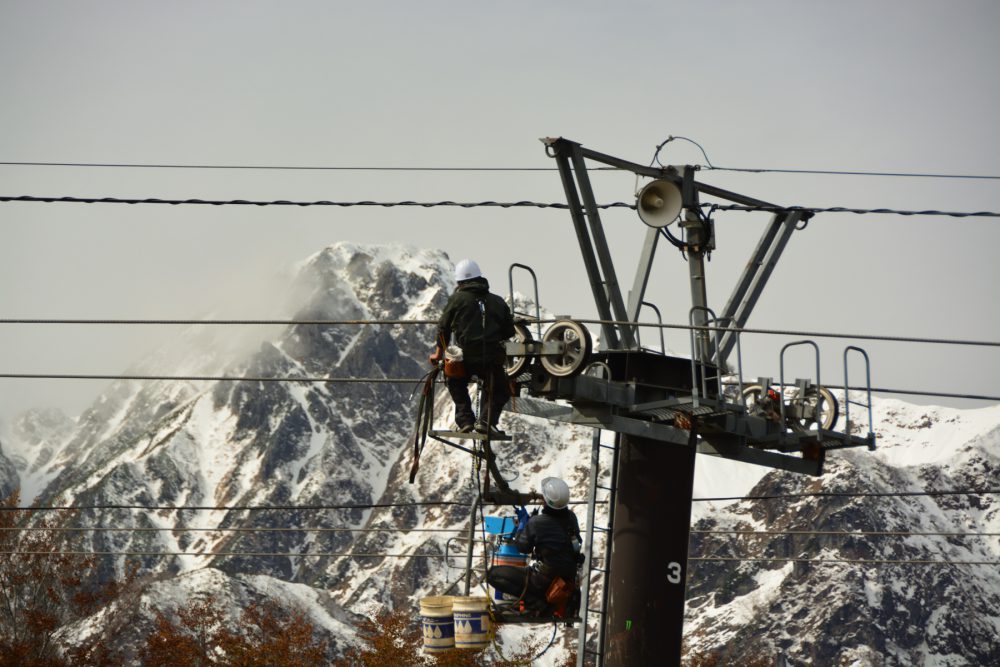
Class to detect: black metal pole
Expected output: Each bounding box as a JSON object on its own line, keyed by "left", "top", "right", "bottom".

{"left": 603, "top": 434, "right": 696, "bottom": 666}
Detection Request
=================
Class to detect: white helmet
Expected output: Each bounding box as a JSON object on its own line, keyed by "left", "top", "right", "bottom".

{"left": 541, "top": 477, "right": 570, "bottom": 510}
{"left": 454, "top": 259, "right": 482, "bottom": 282}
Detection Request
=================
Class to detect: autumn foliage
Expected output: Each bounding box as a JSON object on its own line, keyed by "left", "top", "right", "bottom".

{"left": 0, "top": 491, "right": 120, "bottom": 667}
{"left": 0, "top": 492, "right": 331, "bottom": 666}
{"left": 139, "top": 595, "right": 328, "bottom": 666}
{"left": 334, "top": 606, "right": 561, "bottom": 667}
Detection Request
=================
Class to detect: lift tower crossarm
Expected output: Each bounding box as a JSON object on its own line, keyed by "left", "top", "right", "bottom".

{"left": 543, "top": 137, "right": 787, "bottom": 356}
{"left": 548, "top": 137, "right": 637, "bottom": 349}
{"left": 713, "top": 209, "right": 805, "bottom": 365}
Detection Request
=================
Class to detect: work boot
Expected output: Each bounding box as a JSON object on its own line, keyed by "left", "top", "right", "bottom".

{"left": 475, "top": 423, "right": 506, "bottom": 437}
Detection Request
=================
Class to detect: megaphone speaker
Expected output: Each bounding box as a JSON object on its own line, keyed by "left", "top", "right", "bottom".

{"left": 637, "top": 180, "right": 683, "bottom": 228}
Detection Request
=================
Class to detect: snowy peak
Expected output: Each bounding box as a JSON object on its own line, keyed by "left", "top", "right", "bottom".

{"left": 293, "top": 243, "right": 453, "bottom": 322}
{"left": 686, "top": 395, "right": 1000, "bottom": 665}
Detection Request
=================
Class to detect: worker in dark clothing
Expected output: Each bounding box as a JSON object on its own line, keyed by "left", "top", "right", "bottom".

{"left": 429, "top": 259, "right": 515, "bottom": 434}
{"left": 487, "top": 477, "right": 583, "bottom": 617}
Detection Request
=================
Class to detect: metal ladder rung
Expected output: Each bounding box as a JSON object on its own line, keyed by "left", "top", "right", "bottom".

{"left": 589, "top": 566, "right": 607, "bottom": 574}
{"left": 597, "top": 484, "right": 615, "bottom": 491}
{"left": 586, "top": 607, "right": 605, "bottom": 616}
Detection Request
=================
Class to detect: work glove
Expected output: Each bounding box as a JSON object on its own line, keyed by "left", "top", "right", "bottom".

{"left": 515, "top": 506, "right": 530, "bottom": 533}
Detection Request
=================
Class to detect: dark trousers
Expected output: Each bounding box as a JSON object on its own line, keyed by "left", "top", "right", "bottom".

{"left": 486, "top": 565, "right": 549, "bottom": 609}
{"left": 446, "top": 361, "right": 510, "bottom": 429}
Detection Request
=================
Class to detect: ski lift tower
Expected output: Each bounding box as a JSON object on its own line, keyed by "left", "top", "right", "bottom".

{"left": 501, "top": 138, "right": 876, "bottom": 666}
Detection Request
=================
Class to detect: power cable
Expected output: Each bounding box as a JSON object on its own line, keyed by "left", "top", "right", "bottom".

{"left": 690, "top": 556, "right": 999, "bottom": 566}
{"left": 0, "top": 550, "right": 452, "bottom": 558}
{"left": 2, "top": 491, "right": 991, "bottom": 513}
{"left": 2, "top": 551, "right": 995, "bottom": 566}
{"left": 706, "top": 203, "right": 1000, "bottom": 218}
{"left": 7, "top": 526, "right": 995, "bottom": 538}
{"left": 4, "top": 160, "right": 998, "bottom": 180}
{"left": 649, "top": 135, "right": 1000, "bottom": 180}
{"left": 0, "top": 373, "right": 421, "bottom": 384}
{"left": 2, "top": 373, "right": 995, "bottom": 403}
{"left": 0, "top": 501, "right": 471, "bottom": 512}
{"left": 0, "top": 195, "right": 634, "bottom": 210}
{"left": 692, "top": 488, "right": 1000, "bottom": 503}
{"left": 0, "top": 161, "right": 611, "bottom": 172}
{"left": 1, "top": 498, "right": 590, "bottom": 512}
{"left": 705, "top": 166, "right": 1000, "bottom": 180}
{"left": 691, "top": 529, "right": 1000, "bottom": 538}
{"left": 5, "top": 318, "right": 994, "bottom": 351}
{"left": 1, "top": 526, "right": 466, "bottom": 533}
{"left": 3, "top": 195, "right": 999, "bottom": 218}
{"left": 0, "top": 318, "right": 436, "bottom": 326}
{"left": 581, "top": 319, "right": 1000, "bottom": 349}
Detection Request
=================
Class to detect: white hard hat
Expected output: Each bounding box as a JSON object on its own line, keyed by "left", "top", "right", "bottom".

{"left": 454, "top": 259, "right": 482, "bottom": 282}
{"left": 541, "top": 477, "right": 570, "bottom": 510}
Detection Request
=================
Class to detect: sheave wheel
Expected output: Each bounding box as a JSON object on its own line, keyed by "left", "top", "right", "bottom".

{"left": 790, "top": 385, "right": 839, "bottom": 433}
{"left": 741, "top": 385, "right": 766, "bottom": 415}
{"left": 505, "top": 322, "right": 533, "bottom": 377}
{"left": 539, "top": 320, "right": 592, "bottom": 378}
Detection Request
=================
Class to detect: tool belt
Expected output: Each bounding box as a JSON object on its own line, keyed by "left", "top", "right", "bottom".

{"left": 545, "top": 576, "right": 574, "bottom": 608}
{"left": 443, "top": 344, "right": 466, "bottom": 378}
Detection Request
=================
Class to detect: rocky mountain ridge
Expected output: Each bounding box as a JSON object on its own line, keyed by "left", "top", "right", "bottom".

{"left": 2, "top": 241, "right": 998, "bottom": 665}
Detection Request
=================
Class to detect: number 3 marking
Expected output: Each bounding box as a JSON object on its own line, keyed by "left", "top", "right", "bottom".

{"left": 667, "top": 561, "right": 682, "bottom": 584}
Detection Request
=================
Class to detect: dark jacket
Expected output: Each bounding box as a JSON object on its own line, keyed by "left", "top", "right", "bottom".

{"left": 514, "top": 507, "right": 582, "bottom": 580}
{"left": 437, "top": 277, "right": 515, "bottom": 365}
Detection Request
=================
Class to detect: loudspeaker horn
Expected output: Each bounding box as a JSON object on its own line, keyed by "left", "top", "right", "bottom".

{"left": 636, "top": 180, "right": 683, "bottom": 228}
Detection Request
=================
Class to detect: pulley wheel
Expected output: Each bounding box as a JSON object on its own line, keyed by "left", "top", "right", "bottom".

{"left": 505, "top": 322, "right": 533, "bottom": 377}
{"left": 539, "top": 320, "right": 592, "bottom": 378}
{"left": 790, "top": 385, "right": 839, "bottom": 433}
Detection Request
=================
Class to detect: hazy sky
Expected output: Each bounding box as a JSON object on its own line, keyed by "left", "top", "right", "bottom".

{"left": 1, "top": 1, "right": 998, "bottom": 422}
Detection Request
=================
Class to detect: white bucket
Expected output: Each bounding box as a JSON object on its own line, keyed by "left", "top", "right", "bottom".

{"left": 419, "top": 595, "right": 455, "bottom": 653}
{"left": 452, "top": 595, "right": 491, "bottom": 651}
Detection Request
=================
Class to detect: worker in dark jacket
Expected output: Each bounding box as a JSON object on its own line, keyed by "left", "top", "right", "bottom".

{"left": 487, "top": 477, "right": 583, "bottom": 616}
{"left": 429, "top": 259, "right": 515, "bottom": 434}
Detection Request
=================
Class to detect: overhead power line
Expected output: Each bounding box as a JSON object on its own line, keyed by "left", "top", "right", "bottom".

{"left": 0, "top": 161, "right": 569, "bottom": 171}
{"left": 693, "top": 488, "right": 1000, "bottom": 502}
{"left": 1, "top": 373, "right": 996, "bottom": 402}
{"left": 690, "top": 556, "right": 999, "bottom": 566}
{"left": 706, "top": 203, "right": 1000, "bottom": 219}
{"left": 0, "top": 500, "right": 470, "bottom": 512}
{"left": 2, "top": 550, "right": 995, "bottom": 566}
{"left": 692, "top": 529, "right": 1000, "bottom": 538}
{"left": 3, "top": 317, "right": 998, "bottom": 349}
{"left": 6, "top": 526, "right": 996, "bottom": 538}
{"left": 1, "top": 526, "right": 466, "bottom": 534}
{"left": 0, "top": 373, "right": 421, "bottom": 384}
{"left": 0, "top": 195, "right": 632, "bottom": 210}
{"left": 705, "top": 166, "right": 1000, "bottom": 180}
{"left": 1, "top": 550, "right": 450, "bottom": 559}
{"left": 4, "top": 160, "right": 999, "bottom": 180}
{"left": 3, "top": 195, "right": 999, "bottom": 218}
{"left": 3, "top": 491, "right": 994, "bottom": 513}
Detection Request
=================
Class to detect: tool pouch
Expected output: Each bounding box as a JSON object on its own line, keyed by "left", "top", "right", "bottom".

{"left": 443, "top": 345, "right": 466, "bottom": 378}
{"left": 545, "top": 576, "right": 573, "bottom": 616}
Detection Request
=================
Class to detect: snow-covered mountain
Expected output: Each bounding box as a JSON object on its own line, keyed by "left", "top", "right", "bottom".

{"left": 3, "top": 241, "right": 999, "bottom": 665}
{"left": 686, "top": 400, "right": 1000, "bottom": 666}
{"left": 0, "top": 440, "right": 18, "bottom": 500}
